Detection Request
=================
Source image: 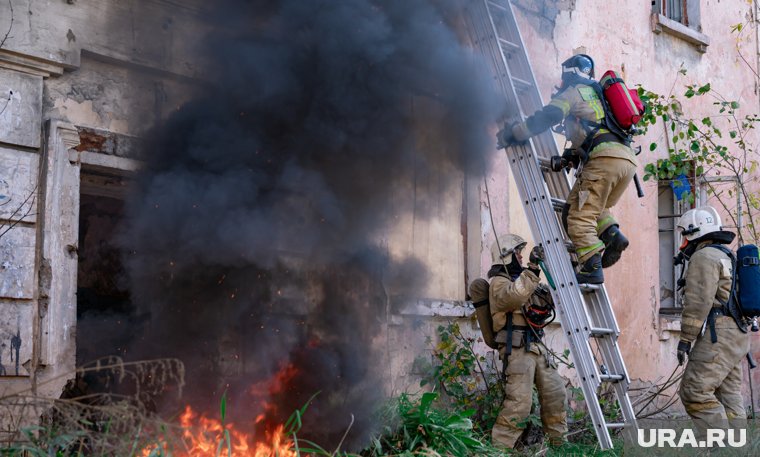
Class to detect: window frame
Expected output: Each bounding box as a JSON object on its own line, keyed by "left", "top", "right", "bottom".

{"left": 698, "top": 175, "right": 744, "bottom": 235}
{"left": 658, "top": 180, "right": 697, "bottom": 314}
{"left": 657, "top": 158, "right": 703, "bottom": 314}
{"left": 660, "top": 0, "right": 688, "bottom": 25}
{"left": 651, "top": 0, "right": 709, "bottom": 53}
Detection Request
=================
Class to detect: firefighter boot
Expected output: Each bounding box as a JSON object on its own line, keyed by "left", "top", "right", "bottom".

{"left": 576, "top": 253, "right": 603, "bottom": 284}
{"left": 600, "top": 225, "right": 629, "bottom": 268}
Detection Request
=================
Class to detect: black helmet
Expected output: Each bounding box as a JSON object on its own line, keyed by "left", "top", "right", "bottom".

{"left": 561, "top": 54, "right": 595, "bottom": 80}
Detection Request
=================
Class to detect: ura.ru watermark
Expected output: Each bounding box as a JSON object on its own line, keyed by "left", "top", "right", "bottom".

{"left": 637, "top": 428, "right": 746, "bottom": 448}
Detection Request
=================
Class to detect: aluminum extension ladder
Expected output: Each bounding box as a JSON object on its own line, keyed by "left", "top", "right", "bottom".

{"left": 465, "top": 0, "right": 638, "bottom": 449}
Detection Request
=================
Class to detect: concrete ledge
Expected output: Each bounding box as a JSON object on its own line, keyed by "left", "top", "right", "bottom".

{"left": 396, "top": 298, "right": 563, "bottom": 327}
{"left": 0, "top": 50, "right": 66, "bottom": 78}
{"left": 398, "top": 299, "right": 473, "bottom": 318}
{"left": 651, "top": 13, "right": 710, "bottom": 53}
{"left": 73, "top": 126, "right": 142, "bottom": 160}
{"left": 68, "top": 150, "right": 142, "bottom": 174}
{"left": 658, "top": 315, "right": 682, "bottom": 341}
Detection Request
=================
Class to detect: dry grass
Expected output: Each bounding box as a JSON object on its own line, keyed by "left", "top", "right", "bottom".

{"left": 0, "top": 357, "right": 185, "bottom": 456}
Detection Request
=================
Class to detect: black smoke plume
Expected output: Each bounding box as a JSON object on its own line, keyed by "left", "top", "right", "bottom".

{"left": 121, "top": 0, "right": 501, "bottom": 448}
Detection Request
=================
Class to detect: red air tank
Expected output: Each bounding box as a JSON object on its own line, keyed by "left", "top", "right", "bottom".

{"left": 600, "top": 70, "right": 645, "bottom": 129}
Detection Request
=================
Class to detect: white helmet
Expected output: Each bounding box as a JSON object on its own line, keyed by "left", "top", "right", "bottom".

{"left": 490, "top": 234, "right": 527, "bottom": 265}
{"left": 676, "top": 206, "right": 722, "bottom": 242}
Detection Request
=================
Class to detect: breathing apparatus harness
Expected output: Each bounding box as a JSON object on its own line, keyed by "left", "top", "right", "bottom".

{"left": 550, "top": 77, "right": 627, "bottom": 173}
{"left": 490, "top": 262, "right": 557, "bottom": 379}
{"left": 550, "top": 71, "right": 646, "bottom": 197}
{"left": 551, "top": 53, "right": 636, "bottom": 166}
{"left": 675, "top": 231, "right": 747, "bottom": 344}
{"left": 567, "top": 75, "right": 632, "bottom": 165}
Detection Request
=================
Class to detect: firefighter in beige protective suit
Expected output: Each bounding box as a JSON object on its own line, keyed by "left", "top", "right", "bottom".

{"left": 483, "top": 234, "right": 567, "bottom": 448}
{"left": 498, "top": 54, "right": 637, "bottom": 285}
{"left": 675, "top": 206, "right": 749, "bottom": 436}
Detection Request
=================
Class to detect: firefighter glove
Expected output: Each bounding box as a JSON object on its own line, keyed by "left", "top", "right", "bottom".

{"left": 533, "top": 283, "right": 553, "bottom": 305}
{"left": 677, "top": 340, "right": 691, "bottom": 366}
{"left": 529, "top": 245, "right": 545, "bottom": 264}
{"left": 496, "top": 122, "right": 525, "bottom": 149}
{"left": 535, "top": 283, "right": 551, "bottom": 298}
{"left": 561, "top": 149, "right": 581, "bottom": 169}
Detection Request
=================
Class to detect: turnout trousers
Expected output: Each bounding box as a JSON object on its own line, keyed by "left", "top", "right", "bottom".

{"left": 566, "top": 154, "right": 636, "bottom": 263}
{"left": 492, "top": 344, "right": 567, "bottom": 448}
{"left": 679, "top": 316, "right": 750, "bottom": 436}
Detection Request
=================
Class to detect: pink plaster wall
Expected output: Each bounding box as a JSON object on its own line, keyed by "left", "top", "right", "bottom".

{"left": 479, "top": 0, "right": 760, "bottom": 405}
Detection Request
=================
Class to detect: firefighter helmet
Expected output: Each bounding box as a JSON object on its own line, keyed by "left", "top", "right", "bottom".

{"left": 561, "top": 54, "right": 595, "bottom": 79}
{"left": 490, "top": 234, "right": 528, "bottom": 265}
{"left": 676, "top": 206, "right": 722, "bottom": 243}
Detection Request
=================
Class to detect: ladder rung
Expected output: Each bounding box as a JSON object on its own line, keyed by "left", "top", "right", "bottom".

{"left": 579, "top": 283, "right": 601, "bottom": 292}
{"left": 550, "top": 198, "right": 566, "bottom": 212}
{"left": 510, "top": 76, "right": 534, "bottom": 92}
{"left": 498, "top": 37, "right": 521, "bottom": 54}
{"left": 606, "top": 422, "right": 627, "bottom": 429}
{"left": 600, "top": 374, "right": 625, "bottom": 382}
{"left": 589, "top": 327, "right": 614, "bottom": 337}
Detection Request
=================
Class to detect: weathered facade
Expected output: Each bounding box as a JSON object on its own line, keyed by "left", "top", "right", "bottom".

{"left": 0, "top": 0, "right": 759, "bottom": 440}
{"left": 0, "top": 1, "right": 204, "bottom": 434}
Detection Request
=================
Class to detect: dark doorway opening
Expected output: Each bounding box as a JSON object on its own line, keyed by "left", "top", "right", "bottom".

{"left": 76, "top": 172, "right": 135, "bottom": 367}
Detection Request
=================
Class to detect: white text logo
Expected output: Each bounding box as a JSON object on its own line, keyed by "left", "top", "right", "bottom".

{"left": 637, "top": 428, "right": 746, "bottom": 448}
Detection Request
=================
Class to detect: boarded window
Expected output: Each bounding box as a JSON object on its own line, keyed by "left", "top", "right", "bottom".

{"left": 658, "top": 178, "right": 697, "bottom": 313}
{"left": 658, "top": 183, "right": 680, "bottom": 311}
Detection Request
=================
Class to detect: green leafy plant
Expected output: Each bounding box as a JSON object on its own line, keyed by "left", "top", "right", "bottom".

{"left": 420, "top": 323, "right": 594, "bottom": 449}
{"left": 215, "top": 390, "right": 232, "bottom": 457}
{"left": 638, "top": 73, "right": 760, "bottom": 244}
{"left": 421, "top": 322, "right": 505, "bottom": 433}
{"left": 563, "top": 384, "right": 622, "bottom": 450}
{"left": 365, "top": 392, "right": 492, "bottom": 457}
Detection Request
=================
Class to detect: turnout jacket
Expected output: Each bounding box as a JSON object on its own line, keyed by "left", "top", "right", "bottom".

{"left": 489, "top": 269, "right": 540, "bottom": 332}
{"left": 680, "top": 241, "right": 734, "bottom": 343}
{"left": 510, "top": 83, "right": 637, "bottom": 166}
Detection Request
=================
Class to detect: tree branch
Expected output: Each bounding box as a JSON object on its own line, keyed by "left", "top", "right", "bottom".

{"left": 0, "top": 185, "right": 37, "bottom": 240}
{"left": 0, "top": 0, "right": 13, "bottom": 50}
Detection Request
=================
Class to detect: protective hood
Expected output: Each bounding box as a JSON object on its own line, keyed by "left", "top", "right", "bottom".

{"left": 681, "top": 230, "right": 736, "bottom": 257}
{"left": 487, "top": 253, "right": 523, "bottom": 280}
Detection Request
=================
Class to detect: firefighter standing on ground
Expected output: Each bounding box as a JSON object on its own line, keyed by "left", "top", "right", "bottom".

{"left": 498, "top": 54, "right": 636, "bottom": 284}
{"left": 675, "top": 206, "right": 749, "bottom": 434}
{"left": 471, "top": 234, "right": 567, "bottom": 448}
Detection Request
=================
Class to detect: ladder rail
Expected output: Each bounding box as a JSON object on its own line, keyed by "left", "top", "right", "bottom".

{"left": 510, "top": 135, "right": 613, "bottom": 447}
{"left": 468, "top": 0, "right": 597, "bottom": 378}
{"left": 466, "top": 0, "right": 639, "bottom": 449}
{"left": 482, "top": 0, "right": 573, "bottom": 197}
{"left": 472, "top": 0, "right": 602, "bottom": 387}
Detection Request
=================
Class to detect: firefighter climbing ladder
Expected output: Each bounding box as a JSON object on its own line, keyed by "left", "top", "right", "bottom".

{"left": 465, "top": 0, "right": 638, "bottom": 449}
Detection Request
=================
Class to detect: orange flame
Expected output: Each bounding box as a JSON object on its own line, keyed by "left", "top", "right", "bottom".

{"left": 248, "top": 362, "right": 298, "bottom": 397}
{"left": 142, "top": 363, "right": 302, "bottom": 456}
{"left": 142, "top": 405, "right": 296, "bottom": 457}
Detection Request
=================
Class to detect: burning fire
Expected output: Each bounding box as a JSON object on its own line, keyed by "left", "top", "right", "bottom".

{"left": 181, "top": 405, "right": 296, "bottom": 457}
{"left": 142, "top": 363, "right": 301, "bottom": 456}
{"left": 141, "top": 406, "right": 297, "bottom": 457}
